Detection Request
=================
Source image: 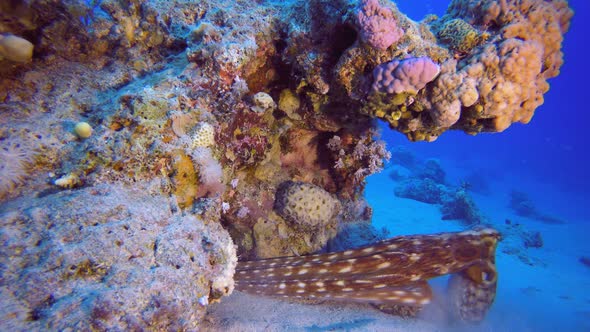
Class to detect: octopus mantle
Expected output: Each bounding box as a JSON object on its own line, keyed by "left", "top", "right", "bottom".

{"left": 236, "top": 228, "right": 500, "bottom": 322}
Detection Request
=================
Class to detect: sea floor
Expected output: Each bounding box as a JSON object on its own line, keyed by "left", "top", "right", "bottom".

{"left": 205, "top": 161, "right": 590, "bottom": 331}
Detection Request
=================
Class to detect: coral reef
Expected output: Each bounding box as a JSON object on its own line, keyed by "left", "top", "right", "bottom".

{"left": 353, "top": 0, "right": 572, "bottom": 140}
{"left": 441, "top": 188, "right": 485, "bottom": 225}
{"left": 416, "top": 158, "right": 446, "bottom": 184}
{"left": 395, "top": 177, "right": 447, "bottom": 204}
{"left": 0, "top": 0, "right": 573, "bottom": 327}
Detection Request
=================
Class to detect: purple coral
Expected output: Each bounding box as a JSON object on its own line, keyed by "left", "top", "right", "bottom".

{"left": 357, "top": 0, "right": 403, "bottom": 50}
{"left": 372, "top": 56, "right": 441, "bottom": 94}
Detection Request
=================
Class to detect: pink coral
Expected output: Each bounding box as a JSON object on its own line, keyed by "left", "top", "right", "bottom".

{"left": 372, "top": 56, "right": 441, "bottom": 94}
{"left": 357, "top": 0, "right": 403, "bottom": 50}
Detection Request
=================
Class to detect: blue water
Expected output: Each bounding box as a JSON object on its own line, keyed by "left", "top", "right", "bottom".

{"left": 366, "top": 1, "right": 590, "bottom": 330}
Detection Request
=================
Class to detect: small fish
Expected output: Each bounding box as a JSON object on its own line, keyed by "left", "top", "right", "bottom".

{"left": 235, "top": 228, "right": 500, "bottom": 322}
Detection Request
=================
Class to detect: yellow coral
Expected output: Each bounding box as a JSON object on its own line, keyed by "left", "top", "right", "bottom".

{"left": 172, "top": 153, "right": 198, "bottom": 209}
{"left": 278, "top": 89, "right": 301, "bottom": 120}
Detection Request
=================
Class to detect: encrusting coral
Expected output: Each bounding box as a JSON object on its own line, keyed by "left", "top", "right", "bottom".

{"left": 0, "top": 182, "right": 236, "bottom": 330}
{"left": 433, "top": 18, "right": 489, "bottom": 54}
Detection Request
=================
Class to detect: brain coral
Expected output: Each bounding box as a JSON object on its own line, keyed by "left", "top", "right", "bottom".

{"left": 274, "top": 181, "right": 341, "bottom": 231}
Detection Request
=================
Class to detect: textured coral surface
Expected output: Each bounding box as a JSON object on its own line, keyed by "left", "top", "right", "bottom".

{"left": 0, "top": 182, "right": 235, "bottom": 330}
{"left": 0, "top": 0, "right": 572, "bottom": 328}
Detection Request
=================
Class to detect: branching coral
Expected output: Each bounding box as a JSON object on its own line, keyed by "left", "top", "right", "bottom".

{"left": 327, "top": 131, "right": 391, "bottom": 196}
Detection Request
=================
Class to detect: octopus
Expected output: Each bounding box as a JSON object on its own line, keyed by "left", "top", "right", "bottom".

{"left": 235, "top": 228, "right": 500, "bottom": 322}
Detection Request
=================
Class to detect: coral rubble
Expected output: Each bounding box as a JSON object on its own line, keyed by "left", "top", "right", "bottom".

{"left": 0, "top": 0, "right": 572, "bottom": 328}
